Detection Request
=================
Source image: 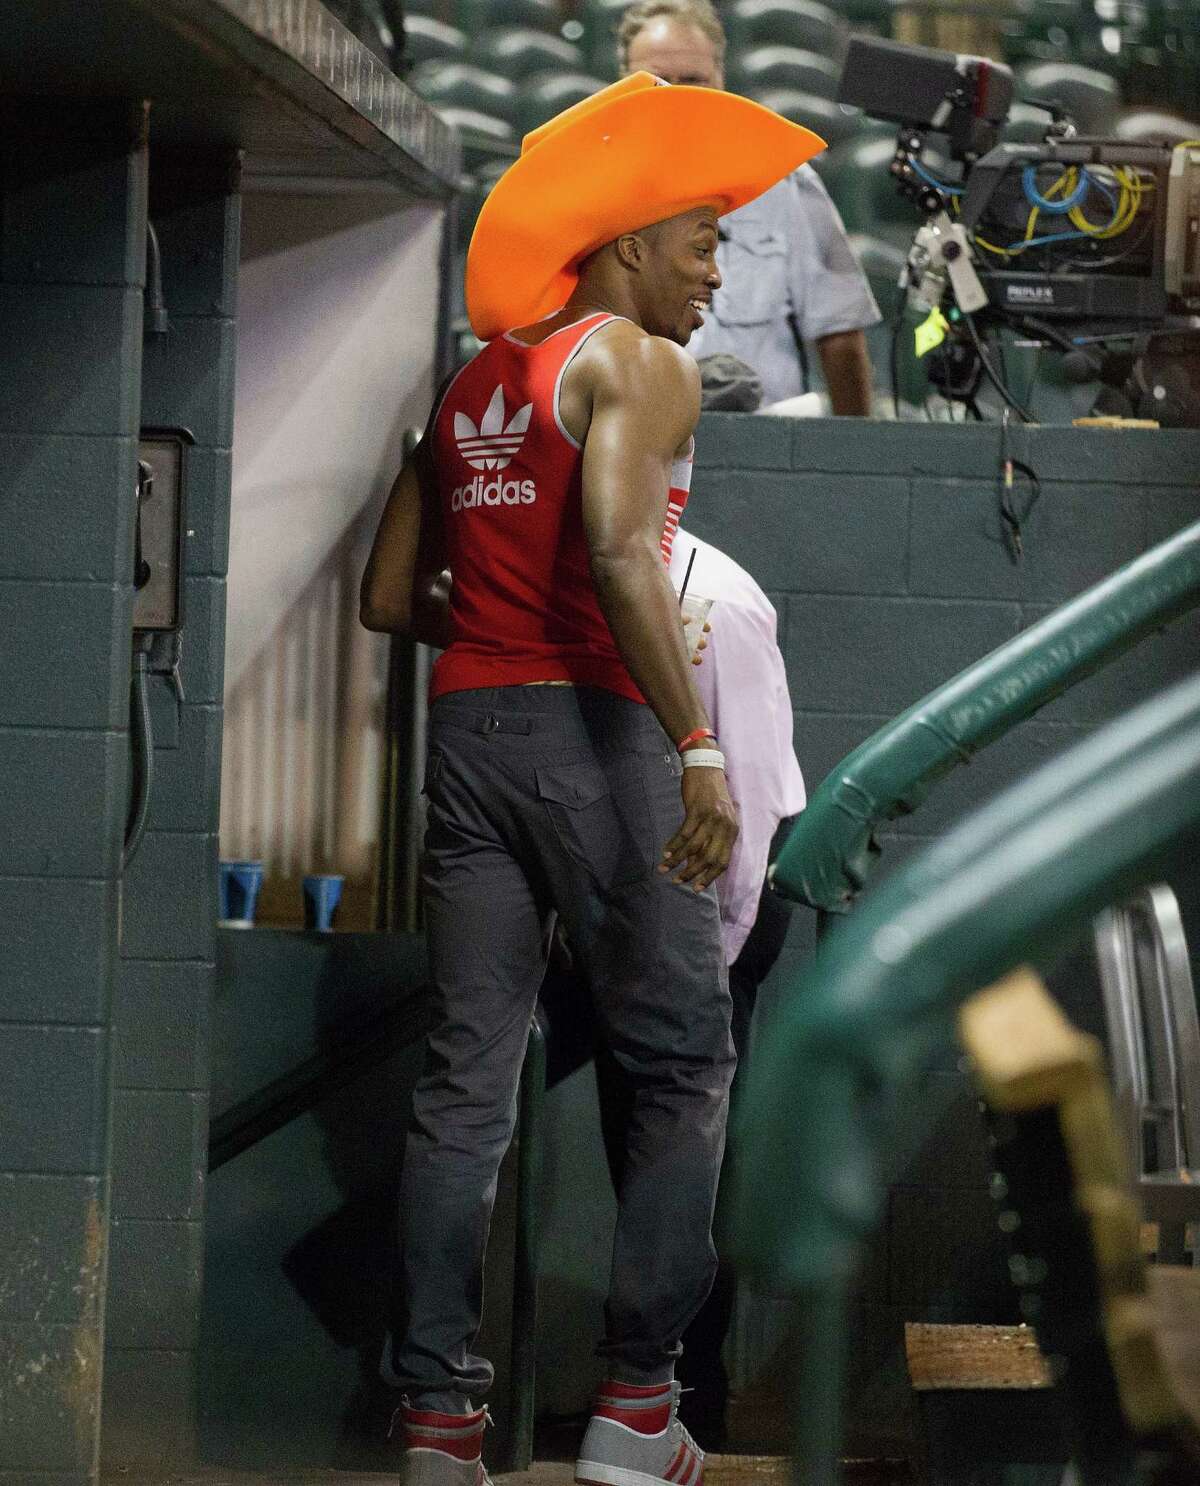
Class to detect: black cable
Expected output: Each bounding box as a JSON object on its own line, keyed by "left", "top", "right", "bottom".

{"left": 123, "top": 647, "right": 154, "bottom": 870}
{"left": 145, "top": 220, "right": 168, "bottom": 336}
{"left": 890, "top": 286, "right": 906, "bottom": 421}
{"left": 963, "top": 313, "right": 1035, "bottom": 423}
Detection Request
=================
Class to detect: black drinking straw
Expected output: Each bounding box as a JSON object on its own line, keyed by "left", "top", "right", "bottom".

{"left": 677, "top": 547, "right": 696, "bottom": 608}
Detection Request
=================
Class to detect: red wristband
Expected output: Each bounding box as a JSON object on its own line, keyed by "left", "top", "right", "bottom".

{"left": 676, "top": 727, "right": 717, "bottom": 754}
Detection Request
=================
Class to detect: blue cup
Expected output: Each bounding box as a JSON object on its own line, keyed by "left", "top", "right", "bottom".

{"left": 303, "top": 873, "right": 344, "bottom": 933}
{"left": 219, "top": 859, "right": 264, "bottom": 925}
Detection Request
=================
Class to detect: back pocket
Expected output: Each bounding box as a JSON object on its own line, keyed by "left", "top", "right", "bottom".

{"left": 535, "top": 762, "right": 653, "bottom": 893}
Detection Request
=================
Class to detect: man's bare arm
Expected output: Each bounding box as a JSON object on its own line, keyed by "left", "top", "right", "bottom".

{"left": 580, "top": 330, "right": 737, "bottom": 889}
{"left": 360, "top": 436, "right": 452, "bottom": 648}
{"left": 817, "top": 327, "right": 874, "bottom": 416}
{"left": 581, "top": 332, "right": 710, "bottom": 745}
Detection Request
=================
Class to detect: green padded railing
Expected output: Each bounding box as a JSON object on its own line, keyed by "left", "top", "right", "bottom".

{"left": 774, "top": 517, "right": 1200, "bottom": 913}
{"left": 731, "top": 672, "right": 1200, "bottom": 1485}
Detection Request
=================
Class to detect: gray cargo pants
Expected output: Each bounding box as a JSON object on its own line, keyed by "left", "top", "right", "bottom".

{"left": 387, "top": 685, "right": 734, "bottom": 1407}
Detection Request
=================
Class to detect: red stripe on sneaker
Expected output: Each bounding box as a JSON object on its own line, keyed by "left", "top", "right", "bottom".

{"left": 597, "top": 1380, "right": 673, "bottom": 1399}
{"left": 677, "top": 1448, "right": 698, "bottom": 1486}
{"left": 663, "top": 1443, "right": 689, "bottom": 1481}
{"left": 405, "top": 1433, "right": 482, "bottom": 1461}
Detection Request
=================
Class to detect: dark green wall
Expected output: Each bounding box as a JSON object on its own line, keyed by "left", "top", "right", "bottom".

{"left": 682, "top": 412, "right": 1200, "bottom": 1454}
{"left": 100, "top": 153, "right": 240, "bottom": 1474}
{"left": 0, "top": 103, "right": 148, "bottom": 1485}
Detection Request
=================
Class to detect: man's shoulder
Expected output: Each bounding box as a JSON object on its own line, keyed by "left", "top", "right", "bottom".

{"left": 576, "top": 319, "right": 699, "bottom": 394}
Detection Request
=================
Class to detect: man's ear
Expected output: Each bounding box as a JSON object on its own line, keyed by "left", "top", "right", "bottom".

{"left": 614, "top": 231, "right": 645, "bottom": 272}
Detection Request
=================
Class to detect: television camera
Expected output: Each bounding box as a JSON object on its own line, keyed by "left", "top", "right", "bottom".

{"left": 838, "top": 36, "right": 1200, "bottom": 423}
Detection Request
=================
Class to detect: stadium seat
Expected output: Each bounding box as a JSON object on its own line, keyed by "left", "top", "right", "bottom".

{"left": 729, "top": 45, "right": 842, "bottom": 100}
{"left": 517, "top": 72, "right": 609, "bottom": 140}
{"left": 747, "top": 90, "right": 876, "bottom": 148}
{"left": 1002, "top": 101, "right": 1055, "bottom": 144}
{"left": 437, "top": 107, "right": 516, "bottom": 155}
{"left": 817, "top": 134, "right": 922, "bottom": 249}
{"left": 457, "top": 155, "right": 510, "bottom": 249}
{"left": 404, "top": 15, "right": 468, "bottom": 67}
{"left": 1015, "top": 62, "right": 1123, "bottom": 136}
{"left": 474, "top": 27, "right": 585, "bottom": 82}
{"left": 831, "top": 0, "right": 895, "bottom": 34}
{"left": 1115, "top": 109, "right": 1200, "bottom": 145}
{"left": 579, "top": 0, "right": 631, "bottom": 79}
{"left": 725, "top": 0, "right": 848, "bottom": 64}
{"left": 408, "top": 61, "right": 519, "bottom": 125}
{"left": 456, "top": 0, "right": 561, "bottom": 38}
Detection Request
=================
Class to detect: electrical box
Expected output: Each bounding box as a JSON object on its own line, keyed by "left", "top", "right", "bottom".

{"left": 134, "top": 428, "right": 192, "bottom": 632}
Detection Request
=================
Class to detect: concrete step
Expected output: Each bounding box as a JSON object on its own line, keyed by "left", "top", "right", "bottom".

{"left": 102, "top": 1454, "right": 910, "bottom": 1486}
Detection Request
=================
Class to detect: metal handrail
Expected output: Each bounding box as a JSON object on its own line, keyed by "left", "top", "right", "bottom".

{"left": 1093, "top": 883, "right": 1200, "bottom": 1260}
{"left": 732, "top": 672, "right": 1200, "bottom": 1486}
{"left": 773, "top": 517, "right": 1200, "bottom": 913}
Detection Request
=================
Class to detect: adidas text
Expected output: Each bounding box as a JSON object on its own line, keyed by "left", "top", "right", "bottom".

{"left": 451, "top": 474, "right": 537, "bottom": 511}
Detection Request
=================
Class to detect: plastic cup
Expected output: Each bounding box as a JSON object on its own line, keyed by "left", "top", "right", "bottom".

{"left": 219, "top": 859, "right": 264, "bottom": 927}
{"left": 303, "top": 874, "right": 344, "bottom": 933}
{"left": 679, "top": 593, "right": 714, "bottom": 663}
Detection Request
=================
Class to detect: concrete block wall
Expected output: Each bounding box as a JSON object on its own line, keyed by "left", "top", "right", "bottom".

{"left": 684, "top": 413, "right": 1200, "bottom": 1452}
{"left": 0, "top": 104, "right": 148, "bottom": 1486}
{"left": 101, "top": 154, "right": 240, "bottom": 1474}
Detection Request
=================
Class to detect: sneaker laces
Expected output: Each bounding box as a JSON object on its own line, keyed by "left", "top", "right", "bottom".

{"left": 668, "top": 1381, "right": 704, "bottom": 1462}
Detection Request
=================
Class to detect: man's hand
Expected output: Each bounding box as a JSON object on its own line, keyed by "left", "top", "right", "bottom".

{"left": 682, "top": 614, "right": 711, "bottom": 665}
{"left": 660, "top": 767, "right": 739, "bottom": 891}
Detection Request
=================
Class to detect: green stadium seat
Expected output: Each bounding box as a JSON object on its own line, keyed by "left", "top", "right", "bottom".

{"left": 474, "top": 27, "right": 585, "bottom": 82}
{"left": 1015, "top": 62, "right": 1123, "bottom": 135}
{"left": 1002, "top": 101, "right": 1056, "bottom": 144}
{"left": 579, "top": 0, "right": 631, "bottom": 79}
{"left": 729, "top": 45, "right": 842, "bottom": 100}
{"left": 816, "top": 134, "right": 922, "bottom": 249}
{"left": 404, "top": 14, "right": 468, "bottom": 67}
{"left": 457, "top": 155, "right": 510, "bottom": 249}
{"left": 438, "top": 107, "right": 516, "bottom": 150}
{"left": 456, "top": 0, "right": 561, "bottom": 37}
{"left": 408, "top": 61, "right": 519, "bottom": 124}
{"left": 830, "top": 0, "right": 895, "bottom": 34}
{"left": 517, "top": 72, "right": 609, "bottom": 139}
{"left": 726, "top": 0, "right": 848, "bottom": 63}
{"left": 747, "top": 90, "right": 875, "bottom": 148}
{"left": 1115, "top": 109, "right": 1200, "bottom": 145}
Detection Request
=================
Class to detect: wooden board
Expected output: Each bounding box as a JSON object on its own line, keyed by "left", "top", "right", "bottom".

{"left": 1149, "top": 1265, "right": 1200, "bottom": 1433}
{"left": 905, "top": 1323, "right": 1053, "bottom": 1391}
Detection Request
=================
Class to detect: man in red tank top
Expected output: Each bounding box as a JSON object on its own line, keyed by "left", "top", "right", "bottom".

{"left": 361, "top": 75, "right": 823, "bottom": 1486}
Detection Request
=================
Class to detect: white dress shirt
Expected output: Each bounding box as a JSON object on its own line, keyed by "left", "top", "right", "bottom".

{"left": 670, "top": 530, "right": 807, "bottom": 964}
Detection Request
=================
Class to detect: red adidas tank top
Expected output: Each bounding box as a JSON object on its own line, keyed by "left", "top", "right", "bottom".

{"left": 428, "top": 312, "right": 694, "bottom": 703}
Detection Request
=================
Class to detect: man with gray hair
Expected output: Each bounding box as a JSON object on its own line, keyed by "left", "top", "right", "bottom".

{"left": 619, "top": 0, "right": 880, "bottom": 415}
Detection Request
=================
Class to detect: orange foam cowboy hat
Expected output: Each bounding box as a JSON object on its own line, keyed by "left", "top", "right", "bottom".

{"left": 465, "top": 72, "right": 826, "bottom": 342}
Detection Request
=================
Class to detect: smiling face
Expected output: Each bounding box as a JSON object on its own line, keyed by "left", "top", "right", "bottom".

{"left": 624, "top": 204, "right": 722, "bottom": 345}
{"left": 625, "top": 16, "right": 724, "bottom": 89}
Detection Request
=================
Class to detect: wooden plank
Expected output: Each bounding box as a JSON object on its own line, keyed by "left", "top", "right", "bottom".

{"left": 958, "top": 969, "right": 1100, "bottom": 1113}
{"left": 1149, "top": 1265, "right": 1200, "bottom": 1434}
{"left": 905, "top": 1322, "right": 1052, "bottom": 1391}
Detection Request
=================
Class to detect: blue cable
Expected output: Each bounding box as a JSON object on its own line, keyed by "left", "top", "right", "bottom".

{"left": 1022, "top": 163, "right": 1090, "bottom": 213}
{"left": 1009, "top": 229, "right": 1092, "bottom": 251}
{"left": 909, "top": 157, "right": 963, "bottom": 195}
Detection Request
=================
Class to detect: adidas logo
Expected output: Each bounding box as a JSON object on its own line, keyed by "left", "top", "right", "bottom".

{"left": 454, "top": 385, "right": 533, "bottom": 471}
